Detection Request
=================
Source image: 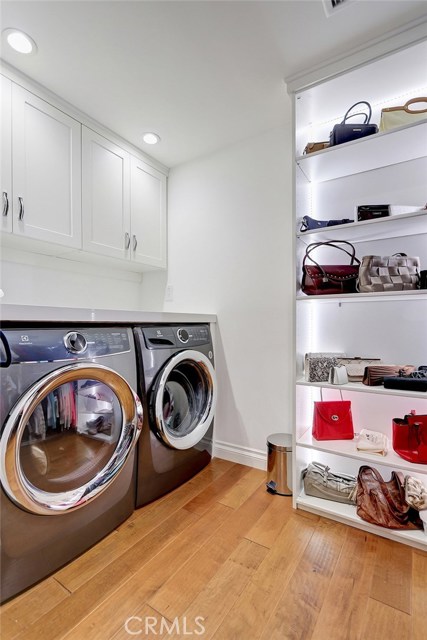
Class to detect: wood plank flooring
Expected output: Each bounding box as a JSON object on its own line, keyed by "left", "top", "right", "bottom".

{"left": 1, "top": 458, "right": 426, "bottom": 640}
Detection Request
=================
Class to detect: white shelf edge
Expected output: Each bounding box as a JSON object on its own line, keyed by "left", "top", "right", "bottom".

{"left": 296, "top": 290, "right": 427, "bottom": 303}
{"left": 295, "top": 119, "right": 427, "bottom": 183}
{"left": 296, "top": 491, "right": 427, "bottom": 550}
{"left": 296, "top": 378, "right": 427, "bottom": 399}
{"left": 296, "top": 210, "right": 427, "bottom": 243}
{"left": 296, "top": 427, "right": 427, "bottom": 474}
{"left": 295, "top": 119, "right": 427, "bottom": 162}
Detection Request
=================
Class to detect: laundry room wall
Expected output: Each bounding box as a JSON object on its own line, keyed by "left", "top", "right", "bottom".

{"left": 0, "top": 251, "right": 144, "bottom": 311}
{"left": 139, "top": 124, "right": 294, "bottom": 468}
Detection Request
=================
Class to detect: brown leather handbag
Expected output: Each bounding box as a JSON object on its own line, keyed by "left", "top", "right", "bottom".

{"left": 356, "top": 466, "right": 423, "bottom": 530}
{"left": 362, "top": 365, "right": 415, "bottom": 386}
{"left": 301, "top": 241, "right": 360, "bottom": 296}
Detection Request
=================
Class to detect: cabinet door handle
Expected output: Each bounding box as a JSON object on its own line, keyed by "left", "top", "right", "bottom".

{"left": 125, "top": 232, "right": 131, "bottom": 249}
{"left": 133, "top": 235, "right": 138, "bottom": 251}
{"left": 2, "top": 192, "right": 9, "bottom": 217}
{"left": 18, "top": 197, "right": 24, "bottom": 221}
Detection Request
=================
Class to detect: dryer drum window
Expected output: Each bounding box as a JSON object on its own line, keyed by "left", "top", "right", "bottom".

{"left": 0, "top": 363, "right": 142, "bottom": 515}
{"left": 153, "top": 350, "right": 217, "bottom": 450}
{"left": 162, "top": 361, "right": 210, "bottom": 437}
{"left": 20, "top": 379, "right": 122, "bottom": 494}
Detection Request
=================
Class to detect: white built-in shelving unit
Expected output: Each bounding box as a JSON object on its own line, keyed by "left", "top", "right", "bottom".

{"left": 289, "top": 25, "right": 427, "bottom": 550}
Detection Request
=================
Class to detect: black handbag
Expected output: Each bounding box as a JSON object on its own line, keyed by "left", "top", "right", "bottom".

{"left": 330, "top": 101, "right": 378, "bottom": 147}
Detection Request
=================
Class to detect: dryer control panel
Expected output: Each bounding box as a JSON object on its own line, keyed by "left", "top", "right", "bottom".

{"left": 1, "top": 328, "right": 131, "bottom": 363}
{"left": 143, "top": 325, "right": 211, "bottom": 349}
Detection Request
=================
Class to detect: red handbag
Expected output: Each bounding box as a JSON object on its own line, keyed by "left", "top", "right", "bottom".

{"left": 301, "top": 240, "right": 360, "bottom": 296}
{"left": 312, "top": 390, "right": 354, "bottom": 441}
{"left": 392, "top": 411, "right": 427, "bottom": 464}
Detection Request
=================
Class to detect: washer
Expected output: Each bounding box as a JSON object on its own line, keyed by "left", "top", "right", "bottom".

{"left": 0, "top": 326, "right": 142, "bottom": 603}
{"left": 133, "top": 324, "right": 217, "bottom": 507}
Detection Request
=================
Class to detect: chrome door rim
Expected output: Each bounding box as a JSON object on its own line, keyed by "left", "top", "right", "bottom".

{"left": 0, "top": 362, "right": 143, "bottom": 515}
{"left": 153, "top": 350, "right": 217, "bottom": 450}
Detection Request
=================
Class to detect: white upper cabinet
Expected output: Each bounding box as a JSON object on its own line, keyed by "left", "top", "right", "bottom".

{"left": 1, "top": 75, "right": 12, "bottom": 234}
{"left": 11, "top": 84, "right": 82, "bottom": 248}
{"left": 130, "top": 156, "right": 166, "bottom": 268}
{"left": 82, "top": 127, "right": 167, "bottom": 268}
{"left": 82, "top": 127, "right": 131, "bottom": 260}
{"left": 1, "top": 70, "right": 168, "bottom": 271}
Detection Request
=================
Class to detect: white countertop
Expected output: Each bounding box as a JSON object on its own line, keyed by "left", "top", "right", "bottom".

{"left": 0, "top": 303, "right": 217, "bottom": 324}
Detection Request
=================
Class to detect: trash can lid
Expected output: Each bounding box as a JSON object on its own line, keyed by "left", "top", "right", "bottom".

{"left": 267, "top": 433, "right": 292, "bottom": 452}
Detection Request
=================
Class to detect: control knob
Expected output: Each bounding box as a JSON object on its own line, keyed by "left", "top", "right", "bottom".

{"left": 177, "top": 328, "right": 189, "bottom": 344}
{"left": 64, "top": 331, "right": 87, "bottom": 354}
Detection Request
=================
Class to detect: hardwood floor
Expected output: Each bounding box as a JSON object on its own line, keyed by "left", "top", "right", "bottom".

{"left": 1, "top": 458, "right": 426, "bottom": 640}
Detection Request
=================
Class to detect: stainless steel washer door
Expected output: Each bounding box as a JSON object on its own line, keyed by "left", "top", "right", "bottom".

{"left": 0, "top": 363, "right": 143, "bottom": 515}
{"left": 152, "top": 350, "right": 217, "bottom": 450}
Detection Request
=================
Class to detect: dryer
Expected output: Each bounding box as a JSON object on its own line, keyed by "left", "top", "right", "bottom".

{"left": 0, "top": 326, "right": 142, "bottom": 603}
{"left": 133, "top": 324, "right": 217, "bottom": 507}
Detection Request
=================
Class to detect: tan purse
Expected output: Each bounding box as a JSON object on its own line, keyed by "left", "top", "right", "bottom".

{"left": 303, "top": 141, "right": 329, "bottom": 155}
{"left": 379, "top": 97, "right": 427, "bottom": 132}
{"left": 336, "top": 357, "right": 381, "bottom": 382}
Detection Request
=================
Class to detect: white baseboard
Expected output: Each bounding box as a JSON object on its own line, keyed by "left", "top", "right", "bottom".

{"left": 213, "top": 440, "right": 267, "bottom": 471}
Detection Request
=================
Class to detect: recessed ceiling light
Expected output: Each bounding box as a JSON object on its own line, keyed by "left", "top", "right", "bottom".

{"left": 3, "top": 28, "right": 37, "bottom": 55}
{"left": 142, "top": 133, "right": 161, "bottom": 145}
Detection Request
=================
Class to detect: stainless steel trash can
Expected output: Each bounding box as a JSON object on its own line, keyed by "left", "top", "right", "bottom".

{"left": 266, "top": 433, "right": 292, "bottom": 496}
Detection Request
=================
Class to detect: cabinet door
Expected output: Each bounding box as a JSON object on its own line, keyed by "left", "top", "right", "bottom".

{"left": 12, "top": 84, "right": 81, "bottom": 248}
{"left": 130, "top": 156, "right": 166, "bottom": 268}
{"left": 1, "top": 76, "right": 12, "bottom": 234}
{"left": 82, "top": 127, "right": 130, "bottom": 260}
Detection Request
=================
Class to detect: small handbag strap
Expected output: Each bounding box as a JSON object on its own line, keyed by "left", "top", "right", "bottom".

{"left": 303, "top": 241, "right": 360, "bottom": 274}
{"left": 404, "top": 97, "right": 427, "bottom": 113}
{"left": 320, "top": 388, "right": 344, "bottom": 401}
{"left": 341, "top": 101, "right": 372, "bottom": 124}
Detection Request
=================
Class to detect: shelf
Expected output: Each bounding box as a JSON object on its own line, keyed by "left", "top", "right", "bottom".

{"left": 296, "top": 378, "right": 427, "bottom": 400}
{"left": 296, "top": 428, "right": 427, "bottom": 474}
{"left": 297, "top": 210, "right": 427, "bottom": 243}
{"left": 296, "top": 120, "right": 427, "bottom": 183}
{"left": 296, "top": 290, "right": 427, "bottom": 303}
{"left": 296, "top": 491, "right": 427, "bottom": 551}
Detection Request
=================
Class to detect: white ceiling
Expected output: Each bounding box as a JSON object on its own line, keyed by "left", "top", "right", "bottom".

{"left": 1, "top": 1, "right": 426, "bottom": 167}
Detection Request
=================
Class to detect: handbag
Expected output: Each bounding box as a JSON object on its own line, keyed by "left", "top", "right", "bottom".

{"left": 330, "top": 101, "right": 378, "bottom": 147}
{"left": 303, "top": 141, "right": 329, "bottom": 154}
{"left": 301, "top": 240, "right": 360, "bottom": 295}
{"left": 384, "top": 369, "right": 427, "bottom": 392}
{"left": 392, "top": 411, "right": 427, "bottom": 464}
{"left": 328, "top": 365, "right": 348, "bottom": 385}
{"left": 299, "top": 215, "right": 353, "bottom": 232}
{"left": 379, "top": 97, "right": 427, "bottom": 132}
{"left": 304, "top": 352, "right": 346, "bottom": 383}
{"left": 356, "top": 429, "right": 388, "bottom": 456}
{"left": 404, "top": 476, "right": 427, "bottom": 511}
{"left": 302, "top": 461, "right": 357, "bottom": 504}
{"left": 356, "top": 465, "right": 423, "bottom": 530}
{"left": 336, "top": 357, "right": 381, "bottom": 382}
{"left": 363, "top": 364, "right": 415, "bottom": 386}
{"left": 357, "top": 253, "right": 420, "bottom": 293}
{"left": 357, "top": 205, "right": 390, "bottom": 222}
{"left": 312, "top": 389, "right": 354, "bottom": 441}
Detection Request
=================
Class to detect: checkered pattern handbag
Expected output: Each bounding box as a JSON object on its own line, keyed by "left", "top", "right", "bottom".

{"left": 358, "top": 253, "right": 420, "bottom": 292}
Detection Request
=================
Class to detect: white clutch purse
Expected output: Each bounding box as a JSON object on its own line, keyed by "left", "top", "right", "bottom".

{"left": 328, "top": 365, "right": 348, "bottom": 385}
{"left": 356, "top": 429, "right": 388, "bottom": 456}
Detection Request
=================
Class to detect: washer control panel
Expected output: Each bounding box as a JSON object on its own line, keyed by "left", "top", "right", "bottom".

{"left": 1, "top": 328, "right": 131, "bottom": 363}
{"left": 143, "top": 324, "right": 211, "bottom": 349}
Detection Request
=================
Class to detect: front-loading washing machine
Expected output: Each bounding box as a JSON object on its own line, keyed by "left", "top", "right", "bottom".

{"left": 133, "top": 324, "right": 217, "bottom": 507}
{"left": 0, "top": 326, "right": 142, "bottom": 603}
